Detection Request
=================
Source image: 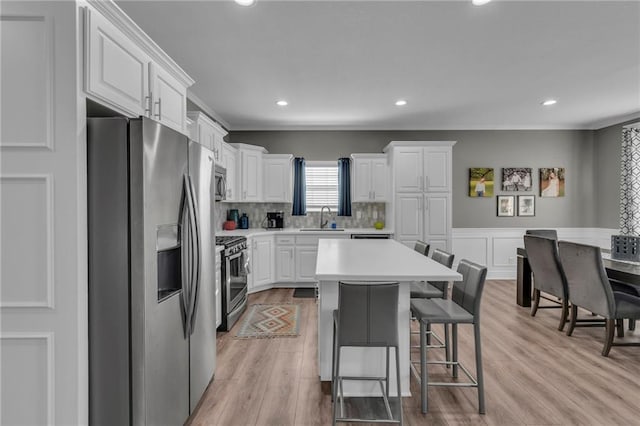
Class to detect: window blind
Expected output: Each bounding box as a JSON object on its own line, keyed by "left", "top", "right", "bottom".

{"left": 305, "top": 164, "right": 338, "bottom": 209}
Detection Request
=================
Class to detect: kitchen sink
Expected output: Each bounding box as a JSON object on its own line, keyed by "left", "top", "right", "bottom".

{"left": 300, "top": 228, "right": 345, "bottom": 231}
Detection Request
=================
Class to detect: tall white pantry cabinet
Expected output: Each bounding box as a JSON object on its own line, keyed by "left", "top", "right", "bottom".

{"left": 384, "top": 141, "right": 455, "bottom": 253}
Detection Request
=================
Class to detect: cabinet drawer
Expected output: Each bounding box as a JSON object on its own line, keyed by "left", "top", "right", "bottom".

{"left": 295, "top": 235, "right": 320, "bottom": 246}
{"left": 276, "top": 235, "right": 295, "bottom": 245}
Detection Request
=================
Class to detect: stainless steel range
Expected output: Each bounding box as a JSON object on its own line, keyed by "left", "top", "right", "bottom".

{"left": 216, "top": 236, "right": 249, "bottom": 331}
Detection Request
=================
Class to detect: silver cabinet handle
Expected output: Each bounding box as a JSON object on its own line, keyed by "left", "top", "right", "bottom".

{"left": 154, "top": 98, "right": 162, "bottom": 119}
{"left": 425, "top": 175, "right": 429, "bottom": 190}
{"left": 372, "top": 191, "right": 375, "bottom": 200}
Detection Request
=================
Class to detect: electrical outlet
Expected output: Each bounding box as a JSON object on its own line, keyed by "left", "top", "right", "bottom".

{"left": 357, "top": 211, "right": 362, "bottom": 220}
{"left": 373, "top": 211, "right": 378, "bottom": 219}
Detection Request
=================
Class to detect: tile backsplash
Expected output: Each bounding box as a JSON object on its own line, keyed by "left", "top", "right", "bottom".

{"left": 214, "top": 202, "right": 386, "bottom": 230}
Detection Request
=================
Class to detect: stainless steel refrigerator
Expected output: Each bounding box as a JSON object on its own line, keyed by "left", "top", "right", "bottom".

{"left": 88, "top": 117, "right": 216, "bottom": 425}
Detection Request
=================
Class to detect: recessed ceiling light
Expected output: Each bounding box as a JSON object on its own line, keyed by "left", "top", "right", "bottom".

{"left": 235, "top": 0, "right": 255, "bottom": 6}
{"left": 395, "top": 100, "right": 407, "bottom": 106}
{"left": 276, "top": 100, "right": 288, "bottom": 107}
{"left": 472, "top": 0, "right": 492, "bottom": 5}
{"left": 542, "top": 99, "right": 557, "bottom": 106}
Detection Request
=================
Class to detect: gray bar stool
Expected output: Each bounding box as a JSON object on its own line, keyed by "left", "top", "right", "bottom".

{"left": 410, "top": 259, "right": 488, "bottom": 414}
{"left": 410, "top": 249, "right": 455, "bottom": 373}
{"left": 332, "top": 281, "right": 403, "bottom": 425}
{"left": 414, "top": 240, "right": 430, "bottom": 257}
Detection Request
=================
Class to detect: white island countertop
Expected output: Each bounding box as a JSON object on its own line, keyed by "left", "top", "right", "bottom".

{"left": 316, "top": 239, "right": 462, "bottom": 282}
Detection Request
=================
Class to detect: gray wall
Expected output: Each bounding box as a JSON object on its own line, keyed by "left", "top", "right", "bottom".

{"left": 229, "top": 128, "right": 622, "bottom": 228}
{"left": 594, "top": 118, "right": 640, "bottom": 229}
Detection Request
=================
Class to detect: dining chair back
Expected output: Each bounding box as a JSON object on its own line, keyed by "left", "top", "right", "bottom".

{"left": 414, "top": 240, "right": 430, "bottom": 257}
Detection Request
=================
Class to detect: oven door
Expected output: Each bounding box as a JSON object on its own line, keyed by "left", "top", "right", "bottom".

{"left": 226, "top": 250, "right": 248, "bottom": 311}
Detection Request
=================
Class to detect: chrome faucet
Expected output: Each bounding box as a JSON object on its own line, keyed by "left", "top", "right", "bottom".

{"left": 320, "top": 206, "right": 332, "bottom": 229}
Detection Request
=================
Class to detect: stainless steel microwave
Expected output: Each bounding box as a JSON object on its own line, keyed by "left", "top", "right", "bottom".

{"left": 214, "top": 164, "right": 226, "bottom": 201}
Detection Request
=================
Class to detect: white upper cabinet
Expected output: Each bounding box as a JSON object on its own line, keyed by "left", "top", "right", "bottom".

{"left": 351, "top": 154, "right": 388, "bottom": 202}
{"left": 221, "top": 143, "right": 238, "bottom": 201}
{"left": 85, "top": 6, "right": 151, "bottom": 117}
{"left": 423, "top": 147, "right": 451, "bottom": 192}
{"left": 393, "top": 147, "right": 424, "bottom": 192}
{"left": 150, "top": 63, "right": 187, "bottom": 133}
{"left": 263, "top": 154, "right": 293, "bottom": 203}
{"left": 230, "top": 144, "right": 267, "bottom": 202}
{"left": 187, "top": 112, "right": 214, "bottom": 150}
{"left": 84, "top": 3, "right": 194, "bottom": 134}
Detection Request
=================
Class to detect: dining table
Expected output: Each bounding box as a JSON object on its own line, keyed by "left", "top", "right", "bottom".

{"left": 516, "top": 246, "right": 640, "bottom": 307}
{"left": 315, "top": 238, "right": 462, "bottom": 397}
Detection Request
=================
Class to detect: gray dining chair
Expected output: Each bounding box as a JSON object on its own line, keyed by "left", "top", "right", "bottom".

{"left": 525, "top": 229, "right": 558, "bottom": 240}
{"left": 524, "top": 235, "right": 569, "bottom": 330}
{"left": 558, "top": 241, "right": 640, "bottom": 356}
{"left": 332, "top": 281, "right": 403, "bottom": 425}
{"left": 410, "top": 259, "right": 488, "bottom": 414}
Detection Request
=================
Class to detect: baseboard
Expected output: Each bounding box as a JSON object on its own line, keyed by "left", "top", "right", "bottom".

{"left": 248, "top": 281, "right": 317, "bottom": 294}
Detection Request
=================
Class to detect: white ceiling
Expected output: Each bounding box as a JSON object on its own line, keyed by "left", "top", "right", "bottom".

{"left": 117, "top": 0, "right": 640, "bottom": 131}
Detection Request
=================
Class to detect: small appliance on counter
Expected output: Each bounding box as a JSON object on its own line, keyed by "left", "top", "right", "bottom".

{"left": 239, "top": 213, "right": 249, "bottom": 229}
{"left": 266, "top": 211, "right": 285, "bottom": 229}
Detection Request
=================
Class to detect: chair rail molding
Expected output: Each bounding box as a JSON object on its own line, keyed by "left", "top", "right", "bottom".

{"left": 452, "top": 227, "right": 618, "bottom": 279}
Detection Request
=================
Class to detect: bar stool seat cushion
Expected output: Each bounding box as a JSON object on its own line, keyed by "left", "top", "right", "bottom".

{"left": 411, "top": 298, "right": 474, "bottom": 324}
{"left": 410, "top": 282, "right": 444, "bottom": 299}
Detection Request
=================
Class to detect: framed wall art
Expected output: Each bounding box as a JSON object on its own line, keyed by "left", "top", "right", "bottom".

{"left": 469, "top": 168, "right": 494, "bottom": 197}
{"left": 502, "top": 168, "right": 533, "bottom": 191}
{"left": 540, "top": 167, "right": 565, "bottom": 197}
{"left": 497, "top": 195, "right": 515, "bottom": 217}
{"left": 518, "top": 195, "right": 535, "bottom": 216}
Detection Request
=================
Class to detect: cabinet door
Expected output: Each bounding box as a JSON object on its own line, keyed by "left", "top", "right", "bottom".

{"left": 85, "top": 7, "right": 151, "bottom": 117}
{"left": 196, "top": 120, "right": 215, "bottom": 151}
{"left": 241, "top": 149, "right": 263, "bottom": 201}
{"left": 352, "top": 159, "right": 372, "bottom": 202}
{"left": 423, "top": 147, "right": 451, "bottom": 192}
{"left": 264, "top": 159, "right": 291, "bottom": 202}
{"left": 222, "top": 144, "right": 237, "bottom": 201}
{"left": 150, "top": 63, "right": 187, "bottom": 134}
{"left": 371, "top": 158, "right": 388, "bottom": 201}
{"left": 424, "top": 193, "right": 451, "bottom": 252}
{"left": 276, "top": 246, "right": 295, "bottom": 282}
{"left": 295, "top": 247, "right": 318, "bottom": 282}
{"left": 253, "top": 237, "right": 273, "bottom": 287}
{"left": 212, "top": 130, "right": 225, "bottom": 164}
{"left": 395, "top": 193, "right": 423, "bottom": 245}
{"left": 394, "top": 147, "right": 423, "bottom": 192}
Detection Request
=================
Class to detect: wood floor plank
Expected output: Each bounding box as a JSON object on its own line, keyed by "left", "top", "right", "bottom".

{"left": 187, "top": 281, "right": 640, "bottom": 426}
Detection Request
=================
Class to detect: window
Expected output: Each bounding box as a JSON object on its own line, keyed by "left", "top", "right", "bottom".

{"left": 305, "top": 161, "right": 338, "bottom": 211}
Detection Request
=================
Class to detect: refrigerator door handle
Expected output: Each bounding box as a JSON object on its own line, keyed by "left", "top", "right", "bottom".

{"left": 186, "top": 175, "right": 201, "bottom": 335}
{"left": 179, "top": 175, "right": 193, "bottom": 336}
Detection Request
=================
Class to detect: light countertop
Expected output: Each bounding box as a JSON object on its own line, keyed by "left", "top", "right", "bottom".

{"left": 216, "top": 227, "right": 394, "bottom": 238}
{"left": 315, "top": 239, "right": 462, "bottom": 282}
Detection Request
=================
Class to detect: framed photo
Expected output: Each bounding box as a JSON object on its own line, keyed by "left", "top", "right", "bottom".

{"left": 518, "top": 195, "right": 535, "bottom": 216}
{"left": 540, "top": 167, "right": 565, "bottom": 197}
{"left": 497, "top": 195, "right": 515, "bottom": 217}
{"left": 469, "top": 168, "right": 494, "bottom": 197}
{"left": 502, "top": 168, "right": 533, "bottom": 191}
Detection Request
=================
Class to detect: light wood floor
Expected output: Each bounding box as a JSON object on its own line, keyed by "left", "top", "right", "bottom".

{"left": 187, "top": 280, "right": 640, "bottom": 426}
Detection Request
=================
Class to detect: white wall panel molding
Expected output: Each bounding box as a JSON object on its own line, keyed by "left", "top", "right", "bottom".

{"left": 0, "top": 174, "right": 54, "bottom": 308}
{"left": 0, "top": 332, "right": 55, "bottom": 424}
{"left": 0, "top": 15, "right": 54, "bottom": 150}
{"left": 452, "top": 227, "right": 617, "bottom": 279}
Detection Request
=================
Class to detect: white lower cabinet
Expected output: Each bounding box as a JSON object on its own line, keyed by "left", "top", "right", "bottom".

{"left": 276, "top": 245, "right": 295, "bottom": 282}
{"left": 395, "top": 192, "right": 451, "bottom": 251}
{"left": 295, "top": 246, "right": 319, "bottom": 282}
{"left": 252, "top": 236, "right": 274, "bottom": 288}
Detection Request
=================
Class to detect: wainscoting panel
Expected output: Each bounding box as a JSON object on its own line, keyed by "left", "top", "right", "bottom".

{"left": 0, "top": 175, "right": 53, "bottom": 308}
{"left": 452, "top": 228, "right": 618, "bottom": 279}
{"left": 0, "top": 333, "right": 54, "bottom": 425}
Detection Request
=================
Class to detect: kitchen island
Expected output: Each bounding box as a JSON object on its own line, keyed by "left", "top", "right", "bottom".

{"left": 315, "top": 239, "right": 462, "bottom": 396}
